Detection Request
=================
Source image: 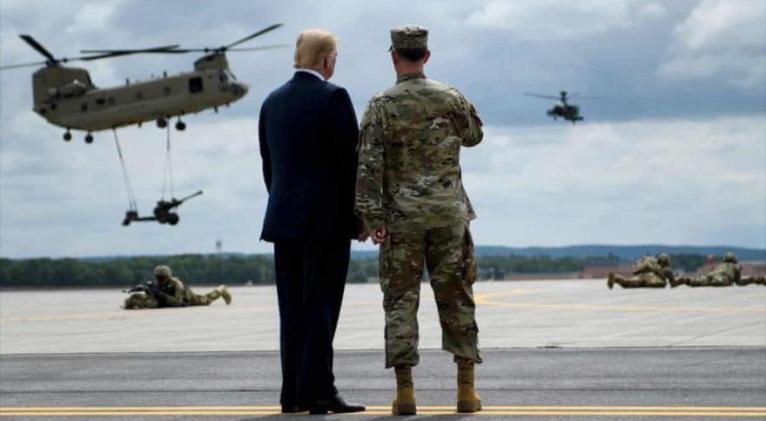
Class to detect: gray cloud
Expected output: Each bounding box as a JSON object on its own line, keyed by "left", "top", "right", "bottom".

{"left": 658, "top": 0, "right": 766, "bottom": 89}
{"left": 1, "top": 0, "right": 764, "bottom": 257}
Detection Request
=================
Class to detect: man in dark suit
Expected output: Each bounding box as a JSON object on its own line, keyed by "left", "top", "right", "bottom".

{"left": 258, "top": 28, "right": 365, "bottom": 415}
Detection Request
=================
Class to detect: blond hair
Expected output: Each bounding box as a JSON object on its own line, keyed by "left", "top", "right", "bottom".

{"left": 294, "top": 29, "right": 337, "bottom": 69}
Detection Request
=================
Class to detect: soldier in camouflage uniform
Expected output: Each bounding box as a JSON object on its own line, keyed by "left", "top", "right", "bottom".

{"left": 123, "top": 265, "right": 232, "bottom": 309}
{"left": 673, "top": 252, "right": 751, "bottom": 287}
{"left": 608, "top": 253, "right": 675, "bottom": 289}
{"left": 355, "top": 25, "right": 483, "bottom": 415}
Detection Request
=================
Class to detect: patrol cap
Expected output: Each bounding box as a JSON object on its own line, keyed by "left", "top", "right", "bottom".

{"left": 390, "top": 25, "right": 428, "bottom": 51}
{"left": 723, "top": 252, "right": 737, "bottom": 263}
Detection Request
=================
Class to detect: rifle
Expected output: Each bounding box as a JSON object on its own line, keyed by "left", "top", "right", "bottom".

{"left": 125, "top": 281, "right": 171, "bottom": 306}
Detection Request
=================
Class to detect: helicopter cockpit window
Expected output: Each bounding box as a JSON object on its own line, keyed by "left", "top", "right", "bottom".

{"left": 218, "top": 71, "right": 229, "bottom": 83}
{"left": 188, "top": 77, "right": 204, "bottom": 94}
{"left": 60, "top": 79, "right": 88, "bottom": 98}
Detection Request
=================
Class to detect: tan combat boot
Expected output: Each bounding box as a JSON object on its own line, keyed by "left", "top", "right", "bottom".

{"left": 456, "top": 359, "right": 481, "bottom": 413}
{"left": 218, "top": 285, "right": 232, "bottom": 305}
{"left": 392, "top": 366, "right": 416, "bottom": 415}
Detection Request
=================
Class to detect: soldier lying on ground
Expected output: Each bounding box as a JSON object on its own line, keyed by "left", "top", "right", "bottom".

{"left": 608, "top": 253, "right": 675, "bottom": 289}
{"left": 735, "top": 276, "right": 766, "bottom": 286}
{"left": 123, "top": 265, "right": 232, "bottom": 309}
{"left": 672, "top": 253, "right": 765, "bottom": 287}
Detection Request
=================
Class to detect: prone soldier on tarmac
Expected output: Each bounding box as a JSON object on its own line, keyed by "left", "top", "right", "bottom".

{"left": 355, "top": 25, "right": 483, "bottom": 415}
{"left": 672, "top": 252, "right": 764, "bottom": 287}
{"left": 608, "top": 253, "right": 675, "bottom": 289}
{"left": 123, "top": 265, "right": 232, "bottom": 309}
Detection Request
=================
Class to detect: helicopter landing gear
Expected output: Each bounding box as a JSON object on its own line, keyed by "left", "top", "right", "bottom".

{"left": 63, "top": 130, "right": 72, "bottom": 141}
{"left": 156, "top": 117, "right": 168, "bottom": 129}
{"left": 175, "top": 119, "right": 186, "bottom": 131}
{"left": 85, "top": 133, "right": 94, "bottom": 144}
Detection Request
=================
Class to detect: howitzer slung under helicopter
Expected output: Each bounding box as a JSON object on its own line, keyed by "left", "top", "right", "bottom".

{"left": 524, "top": 91, "right": 598, "bottom": 124}
{"left": 0, "top": 24, "right": 286, "bottom": 143}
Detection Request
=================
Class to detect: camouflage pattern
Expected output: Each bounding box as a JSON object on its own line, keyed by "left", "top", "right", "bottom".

{"left": 124, "top": 275, "right": 231, "bottom": 309}
{"left": 355, "top": 69, "right": 483, "bottom": 368}
{"left": 735, "top": 276, "right": 766, "bottom": 286}
{"left": 379, "top": 223, "right": 481, "bottom": 368}
{"left": 355, "top": 73, "right": 483, "bottom": 232}
{"left": 609, "top": 255, "right": 675, "bottom": 289}
{"left": 123, "top": 291, "right": 160, "bottom": 309}
{"left": 157, "top": 278, "right": 231, "bottom": 306}
{"left": 154, "top": 265, "right": 172, "bottom": 278}
{"left": 678, "top": 261, "right": 741, "bottom": 287}
{"left": 390, "top": 25, "right": 428, "bottom": 51}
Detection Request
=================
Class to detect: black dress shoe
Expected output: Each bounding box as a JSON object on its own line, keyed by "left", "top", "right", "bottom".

{"left": 308, "top": 394, "right": 365, "bottom": 414}
{"left": 281, "top": 404, "right": 308, "bottom": 414}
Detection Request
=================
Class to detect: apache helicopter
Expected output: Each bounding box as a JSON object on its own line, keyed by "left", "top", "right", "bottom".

{"left": 0, "top": 24, "right": 285, "bottom": 143}
{"left": 524, "top": 91, "right": 594, "bottom": 124}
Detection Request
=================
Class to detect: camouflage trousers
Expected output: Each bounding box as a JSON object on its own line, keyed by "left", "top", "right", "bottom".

{"left": 612, "top": 273, "right": 666, "bottom": 288}
{"left": 681, "top": 274, "right": 734, "bottom": 287}
{"left": 188, "top": 289, "right": 226, "bottom": 305}
{"left": 379, "top": 223, "right": 481, "bottom": 368}
{"left": 736, "top": 276, "right": 766, "bottom": 286}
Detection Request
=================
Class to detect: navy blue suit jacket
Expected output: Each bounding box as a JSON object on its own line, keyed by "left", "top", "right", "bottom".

{"left": 258, "top": 72, "right": 360, "bottom": 241}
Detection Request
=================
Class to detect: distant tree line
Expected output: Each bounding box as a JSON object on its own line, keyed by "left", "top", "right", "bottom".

{"left": 0, "top": 253, "right": 709, "bottom": 288}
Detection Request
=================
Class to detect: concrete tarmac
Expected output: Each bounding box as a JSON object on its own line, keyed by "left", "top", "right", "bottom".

{"left": 1, "top": 348, "right": 765, "bottom": 420}
{"left": 1, "top": 280, "right": 765, "bottom": 354}
{"left": 1, "top": 280, "right": 765, "bottom": 419}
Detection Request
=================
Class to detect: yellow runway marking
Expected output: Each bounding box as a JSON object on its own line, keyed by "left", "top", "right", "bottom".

{"left": 2, "top": 405, "right": 764, "bottom": 417}
{"left": 472, "top": 286, "right": 766, "bottom": 314}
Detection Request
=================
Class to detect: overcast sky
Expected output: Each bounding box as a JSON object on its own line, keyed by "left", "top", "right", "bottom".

{"left": 1, "top": 0, "right": 764, "bottom": 258}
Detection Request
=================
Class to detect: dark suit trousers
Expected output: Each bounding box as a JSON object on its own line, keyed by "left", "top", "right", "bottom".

{"left": 274, "top": 238, "right": 350, "bottom": 405}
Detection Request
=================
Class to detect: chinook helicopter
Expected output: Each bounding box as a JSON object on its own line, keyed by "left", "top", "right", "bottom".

{"left": 1, "top": 25, "right": 285, "bottom": 226}
{"left": 0, "top": 24, "right": 285, "bottom": 143}
{"left": 524, "top": 91, "right": 594, "bottom": 124}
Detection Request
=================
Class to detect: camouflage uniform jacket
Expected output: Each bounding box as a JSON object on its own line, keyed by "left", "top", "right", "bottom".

{"left": 158, "top": 277, "right": 193, "bottom": 306}
{"left": 632, "top": 256, "right": 674, "bottom": 282}
{"left": 355, "top": 72, "right": 483, "bottom": 232}
{"left": 709, "top": 262, "right": 742, "bottom": 283}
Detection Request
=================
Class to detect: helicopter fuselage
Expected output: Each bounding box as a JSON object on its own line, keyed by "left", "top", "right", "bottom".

{"left": 546, "top": 103, "right": 583, "bottom": 123}
{"left": 33, "top": 54, "right": 248, "bottom": 132}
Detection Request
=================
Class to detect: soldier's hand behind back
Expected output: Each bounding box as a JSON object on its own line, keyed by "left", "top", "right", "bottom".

{"left": 372, "top": 225, "right": 387, "bottom": 245}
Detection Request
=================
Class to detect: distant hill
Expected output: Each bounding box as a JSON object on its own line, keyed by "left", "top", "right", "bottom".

{"left": 40, "top": 245, "right": 766, "bottom": 263}
{"left": 354, "top": 245, "right": 766, "bottom": 261}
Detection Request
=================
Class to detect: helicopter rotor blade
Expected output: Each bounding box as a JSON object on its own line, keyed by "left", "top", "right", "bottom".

{"left": 567, "top": 92, "right": 601, "bottom": 100}
{"left": 19, "top": 34, "right": 56, "bottom": 61}
{"left": 79, "top": 45, "right": 181, "bottom": 54}
{"left": 0, "top": 60, "right": 49, "bottom": 70}
{"left": 155, "top": 48, "right": 208, "bottom": 53}
{"left": 225, "top": 23, "right": 284, "bottom": 49}
{"left": 523, "top": 92, "right": 560, "bottom": 100}
{"left": 227, "top": 44, "right": 291, "bottom": 52}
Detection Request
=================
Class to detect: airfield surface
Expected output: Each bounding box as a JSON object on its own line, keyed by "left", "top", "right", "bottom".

{"left": 1, "top": 279, "right": 765, "bottom": 354}
{"left": 1, "top": 279, "right": 765, "bottom": 420}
